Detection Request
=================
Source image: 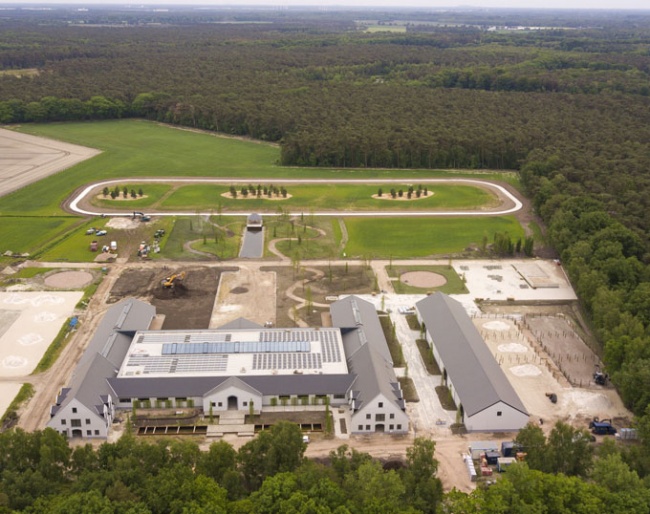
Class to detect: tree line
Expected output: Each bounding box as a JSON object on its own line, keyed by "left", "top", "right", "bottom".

{"left": 0, "top": 423, "right": 443, "bottom": 513}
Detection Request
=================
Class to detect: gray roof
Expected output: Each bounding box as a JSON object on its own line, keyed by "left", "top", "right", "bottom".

{"left": 416, "top": 293, "right": 527, "bottom": 417}
{"left": 54, "top": 298, "right": 156, "bottom": 415}
{"left": 217, "top": 317, "right": 263, "bottom": 330}
{"left": 330, "top": 295, "right": 392, "bottom": 364}
{"left": 108, "top": 374, "right": 355, "bottom": 398}
{"left": 331, "top": 296, "right": 403, "bottom": 411}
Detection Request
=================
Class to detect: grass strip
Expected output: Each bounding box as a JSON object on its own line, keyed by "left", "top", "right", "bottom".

{"left": 379, "top": 315, "right": 405, "bottom": 367}
{"left": 33, "top": 319, "right": 75, "bottom": 373}
{"left": 416, "top": 339, "right": 441, "bottom": 375}
{"left": 1, "top": 383, "right": 34, "bottom": 428}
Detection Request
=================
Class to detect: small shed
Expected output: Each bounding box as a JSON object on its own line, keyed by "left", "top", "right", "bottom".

{"left": 485, "top": 451, "right": 500, "bottom": 466}
{"left": 247, "top": 213, "right": 263, "bottom": 230}
{"left": 501, "top": 441, "right": 516, "bottom": 457}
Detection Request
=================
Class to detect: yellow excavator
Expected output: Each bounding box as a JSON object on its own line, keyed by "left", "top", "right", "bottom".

{"left": 162, "top": 271, "right": 186, "bottom": 289}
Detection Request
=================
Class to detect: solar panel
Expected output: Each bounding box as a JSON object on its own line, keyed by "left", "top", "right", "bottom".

{"left": 161, "top": 340, "right": 310, "bottom": 355}
{"left": 251, "top": 352, "right": 323, "bottom": 370}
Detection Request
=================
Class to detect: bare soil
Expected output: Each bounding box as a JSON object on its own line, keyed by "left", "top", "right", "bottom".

{"left": 109, "top": 267, "right": 229, "bottom": 329}
{"left": 264, "top": 265, "right": 376, "bottom": 327}
{"left": 44, "top": 271, "right": 93, "bottom": 289}
{"left": 400, "top": 271, "right": 447, "bottom": 288}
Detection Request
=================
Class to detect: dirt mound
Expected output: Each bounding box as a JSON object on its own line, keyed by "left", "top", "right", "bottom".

{"left": 109, "top": 267, "right": 224, "bottom": 330}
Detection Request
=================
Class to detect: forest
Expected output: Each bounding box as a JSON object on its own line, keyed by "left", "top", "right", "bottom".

{"left": 1, "top": 422, "right": 649, "bottom": 513}
{"left": 3, "top": 5, "right": 650, "bottom": 511}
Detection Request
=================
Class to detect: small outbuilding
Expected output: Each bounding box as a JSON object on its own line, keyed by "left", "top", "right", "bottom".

{"left": 247, "top": 213, "right": 263, "bottom": 230}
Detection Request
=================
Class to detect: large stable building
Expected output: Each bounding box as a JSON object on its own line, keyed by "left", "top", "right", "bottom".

{"left": 416, "top": 292, "right": 529, "bottom": 432}
{"left": 48, "top": 295, "right": 408, "bottom": 439}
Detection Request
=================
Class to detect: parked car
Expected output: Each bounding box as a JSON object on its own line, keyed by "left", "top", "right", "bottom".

{"left": 96, "top": 230, "right": 107, "bottom": 236}
{"left": 85, "top": 228, "right": 96, "bottom": 235}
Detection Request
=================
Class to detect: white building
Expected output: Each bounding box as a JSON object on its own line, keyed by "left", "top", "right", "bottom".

{"left": 49, "top": 296, "right": 408, "bottom": 438}
{"left": 416, "top": 293, "right": 528, "bottom": 432}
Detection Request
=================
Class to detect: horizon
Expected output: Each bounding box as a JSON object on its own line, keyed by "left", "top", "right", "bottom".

{"left": 0, "top": 1, "right": 649, "bottom": 12}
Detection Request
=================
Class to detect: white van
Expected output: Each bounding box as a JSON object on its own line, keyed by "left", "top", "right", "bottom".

{"left": 110, "top": 241, "right": 117, "bottom": 251}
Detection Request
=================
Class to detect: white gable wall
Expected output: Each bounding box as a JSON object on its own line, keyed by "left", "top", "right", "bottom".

{"left": 204, "top": 385, "right": 262, "bottom": 413}
{"left": 47, "top": 398, "right": 108, "bottom": 439}
{"left": 465, "top": 401, "right": 529, "bottom": 432}
{"left": 350, "top": 393, "right": 408, "bottom": 434}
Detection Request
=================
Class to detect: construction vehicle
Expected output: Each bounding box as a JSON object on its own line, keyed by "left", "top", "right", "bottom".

{"left": 589, "top": 417, "right": 617, "bottom": 435}
{"left": 594, "top": 365, "right": 608, "bottom": 386}
{"left": 133, "top": 212, "right": 151, "bottom": 222}
{"left": 162, "top": 271, "right": 186, "bottom": 289}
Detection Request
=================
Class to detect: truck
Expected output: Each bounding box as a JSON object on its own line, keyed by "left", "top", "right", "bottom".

{"left": 589, "top": 418, "right": 617, "bottom": 435}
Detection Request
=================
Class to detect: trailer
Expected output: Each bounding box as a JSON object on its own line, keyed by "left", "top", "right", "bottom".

{"left": 469, "top": 441, "right": 500, "bottom": 460}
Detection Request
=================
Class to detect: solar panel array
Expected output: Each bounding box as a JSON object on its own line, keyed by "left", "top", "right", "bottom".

{"left": 320, "top": 330, "right": 342, "bottom": 362}
{"left": 260, "top": 330, "right": 319, "bottom": 343}
{"left": 125, "top": 354, "right": 229, "bottom": 374}
{"left": 162, "top": 340, "right": 309, "bottom": 355}
{"left": 137, "top": 332, "right": 231, "bottom": 345}
{"left": 252, "top": 352, "right": 322, "bottom": 370}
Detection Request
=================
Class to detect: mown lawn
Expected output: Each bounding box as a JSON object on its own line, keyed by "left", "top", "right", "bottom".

{"left": 159, "top": 183, "right": 496, "bottom": 212}
{"left": 343, "top": 216, "right": 524, "bottom": 258}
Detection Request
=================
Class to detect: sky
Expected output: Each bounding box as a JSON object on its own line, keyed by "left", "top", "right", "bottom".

{"left": 0, "top": 0, "right": 647, "bottom": 10}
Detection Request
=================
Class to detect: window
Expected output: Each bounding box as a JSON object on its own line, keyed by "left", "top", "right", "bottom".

{"left": 218, "top": 402, "right": 222, "bottom": 407}
{"left": 358, "top": 425, "right": 363, "bottom": 430}
{"left": 211, "top": 402, "right": 216, "bottom": 408}
{"left": 72, "top": 407, "right": 77, "bottom": 413}
{"left": 389, "top": 413, "right": 394, "bottom": 419}
{"left": 365, "top": 425, "right": 370, "bottom": 430}
{"left": 94, "top": 430, "right": 99, "bottom": 435}
{"left": 87, "top": 430, "right": 92, "bottom": 436}
{"left": 61, "top": 419, "right": 66, "bottom": 425}
{"left": 378, "top": 402, "right": 383, "bottom": 408}
{"left": 366, "top": 414, "right": 371, "bottom": 419}
{"left": 334, "top": 394, "right": 345, "bottom": 399}
{"left": 397, "top": 424, "right": 402, "bottom": 430}
{"left": 85, "top": 419, "right": 91, "bottom": 425}
{"left": 71, "top": 419, "right": 82, "bottom": 427}
{"left": 497, "top": 411, "right": 502, "bottom": 417}
{"left": 243, "top": 401, "right": 248, "bottom": 407}
{"left": 376, "top": 414, "right": 385, "bottom": 422}
{"left": 389, "top": 424, "right": 394, "bottom": 430}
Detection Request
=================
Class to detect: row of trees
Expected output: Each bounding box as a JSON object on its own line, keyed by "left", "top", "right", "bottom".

{"left": 0, "top": 425, "right": 443, "bottom": 513}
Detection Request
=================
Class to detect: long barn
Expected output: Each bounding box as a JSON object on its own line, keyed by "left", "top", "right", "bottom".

{"left": 416, "top": 292, "right": 528, "bottom": 432}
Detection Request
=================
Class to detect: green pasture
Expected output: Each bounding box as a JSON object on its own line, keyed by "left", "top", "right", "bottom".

{"left": 0, "top": 217, "right": 81, "bottom": 255}
{"left": 5, "top": 120, "right": 520, "bottom": 219}
{"left": 0, "top": 120, "right": 523, "bottom": 259}
{"left": 158, "top": 183, "right": 496, "bottom": 212}
{"left": 343, "top": 216, "right": 524, "bottom": 258}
